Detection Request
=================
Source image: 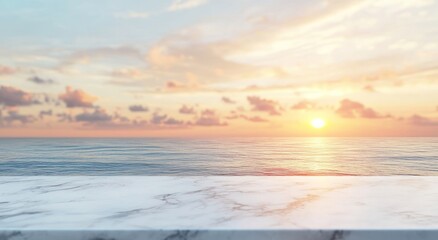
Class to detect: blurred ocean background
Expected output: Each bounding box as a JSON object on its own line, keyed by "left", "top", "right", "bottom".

{"left": 0, "top": 138, "right": 437, "bottom": 176}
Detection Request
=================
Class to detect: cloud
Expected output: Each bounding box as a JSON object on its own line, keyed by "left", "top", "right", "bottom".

{"left": 163, "top": 117, "right": 185, "bottom": 125}
{"left": 150, "top": 112, "right": 168, "bottom": 124}
{"left": 240, "top": 115, "right": 268, "bottom": 123}
{"left": 59, "top": 86, "right": 97, "bottom": 108}
{"left": 143, "top": 39, "right": 285, "bottom": 92}
{"left": 75, "top": 109, "right": 112, "bottom": 123}
{"left": 115, "top": 11, "right": 149, "bottom": 19}
{"left": 134, "top": 0, "right": 438, "bottom": 97}
{"left": 194, "top": 109, "right": 227, "bottom": 126}
{"left": 363, "top": 85, "right": 376, "bottom": 92}
{"left": 291, "top": 100, "right": 317, "bottom": 110}
{"left": 408, "top": 114, "right": 438, "bottom": 126}
{"left": 163, "top": 80, "right": 201, "bottom": 92}
{"left": 129, "top": 105, "right": 149, "bottom": 112}
{"left": 72, "top": 109, "right": 150, "bottom": 129}
{"left": 59, "top": 109, "right": 189, "bottom": 129}
{"left": 0, "top": 65, "right": 15, "bottom": 75}
{"left": 168, "top": 0, "right": 207, "bottom": 11}
{"left": 0, "top": 85, "right": 37, "bottom": 107}
{"left": 60, "top": 47, "right": 143, "bottom": 70}
{"left": 114, "top": 112, "right": 130, "bottom": 122}
{"left": 335, "top": 99, "right": 389, "bottom": 119}
{"left": 56, "top": 113, "right": 74, "bottom": 122}
{"left": 150, "top": 112, "right": 185, "bottom": 126}
{"left": 0, "top": 110, "right": 35, "bottom": 126}
{"left": 67, "top": 0, "right": 394, "bottom": 97}
{"left": 39, "top": 110, "right": 53, "bottom": 119}
{"left": 111, "top": 68, "right": 149, "bottom": 80}
{"left": 28, "top": 76, "right": 55, "bottom": 85}
{"left": 222, "top": 97, "right": 236, "bottom": 104}
{"left": 179, "top": 105, "right": 196, "bottom": 114}
{"left": 247, "top": 96, "right": 282, "bottom": 115}
{"left": 82, "top": 3, "right": 315, "bottom": 93}
{"left": 226, "top": 110, "right": 268, "bottom": 123}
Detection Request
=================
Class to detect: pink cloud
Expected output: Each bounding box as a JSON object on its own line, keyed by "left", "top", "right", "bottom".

{"left": 164, "top": 80, "right": 201, "bottom": 92}
{"left": 247, "top": 96, "right": 282, "bottom": 115}
{"left": 179, "top": 105, "right": 196, "bottom": 115}
{"left": 363, "top": 85, "right": 376, "bottom": 92}
{"left": 0, "top": 85, "right": 36, "bottom": 107}
{"left": 0, "top": 65, "right": 16, "bottom": 75}
{"left": 195, "top": 109, "right": 227, "bottom": 126}
{"left": 241, "top": 115, "right": 268, "bottom": 122}
{"left": 408, "top": 114, "right": 438, "bottom": 126}
{"left": 59, "top": 86, "right": 97, "bottom": 108}
{"left": 226, "top": 110, "right": 268, "bottom": 123}
{"left": 291, "top": 100, "right": 317, "bottom": 110}
{"left": 335, "top": 99, "right": 389, "bottom": 119}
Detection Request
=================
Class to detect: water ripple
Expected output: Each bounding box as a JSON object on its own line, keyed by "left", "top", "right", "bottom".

{"left": 0, "top": 138, "right": 437, "bottom": 176}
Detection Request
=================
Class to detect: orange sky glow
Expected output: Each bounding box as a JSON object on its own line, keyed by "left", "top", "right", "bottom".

{"left": 0, "top": 0, "right": 437, "bottom": 137}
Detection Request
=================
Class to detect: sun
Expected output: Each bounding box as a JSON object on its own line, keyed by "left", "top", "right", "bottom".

{"left": 310, "top": 118, "right": 326, "bottom": 129}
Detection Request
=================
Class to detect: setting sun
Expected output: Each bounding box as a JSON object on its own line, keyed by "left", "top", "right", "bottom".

{"left": 311, "top": 118, "right": 326, "bottom": 129}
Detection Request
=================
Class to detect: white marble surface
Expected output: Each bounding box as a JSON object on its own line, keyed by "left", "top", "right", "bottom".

{"left": 0, "top": 176, "right": 437, "bottom": 239}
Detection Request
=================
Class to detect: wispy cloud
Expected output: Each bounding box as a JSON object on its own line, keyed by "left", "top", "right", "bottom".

{"left": 0, "top": 65, "right": 16, "bottom": 75}
{"left": 168, "top": 0, "right": 207, "bottom": 11}
{"left": 226, "top": 111, "right": 268, "bottom": 123}
{"left": 115, "top": 11, "right": 149, "bottom": 19}
{"left": 164, "top": 80, "right": 201, "bottom": 92}
{"left": 241, "top": 115, "right": 268, "bottom": 123}
{"left": 291, "top": 100, "right": 318, "bottom": 110}
{"left": 408, "top": 114, "right": 438, "bottom": 126}
{"left": 59, "top": 47, "right": 143, "bottom": 71}
{"left": 1, "top": 0, "right": 438, "bottom": 136}
{"left": 28, "top": 76, "right": 55, "bottom": 85}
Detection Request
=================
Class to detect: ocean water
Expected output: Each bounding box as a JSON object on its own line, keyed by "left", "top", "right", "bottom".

{"left": 0, "top": 138, "right": 437, "bottom": 176}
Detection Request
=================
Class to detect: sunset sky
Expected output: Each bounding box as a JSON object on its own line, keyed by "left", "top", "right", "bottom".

{"left": 0, "top": 0, "right": 437, "bottom": 137}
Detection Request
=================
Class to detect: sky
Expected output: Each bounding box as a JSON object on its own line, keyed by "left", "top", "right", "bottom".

{"left": 0, "top": 0, "right": 437, "bottom": 137}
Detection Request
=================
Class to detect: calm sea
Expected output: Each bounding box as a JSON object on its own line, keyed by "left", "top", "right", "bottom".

{"left": 0, "top": 138, "right": 437, "bottom": 176}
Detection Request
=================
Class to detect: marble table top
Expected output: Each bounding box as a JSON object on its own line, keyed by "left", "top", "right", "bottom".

{"left": 0, "top": 176, "right": 437, "bottom": 240}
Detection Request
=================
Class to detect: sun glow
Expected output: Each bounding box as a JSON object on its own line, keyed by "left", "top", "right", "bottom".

{"left": 311, "top": 118, "right": 326, "bottom": 129}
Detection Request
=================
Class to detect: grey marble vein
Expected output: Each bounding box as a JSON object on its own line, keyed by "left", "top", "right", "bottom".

{"left": 0, "top": 177, "right": 437, "bottom": 239}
